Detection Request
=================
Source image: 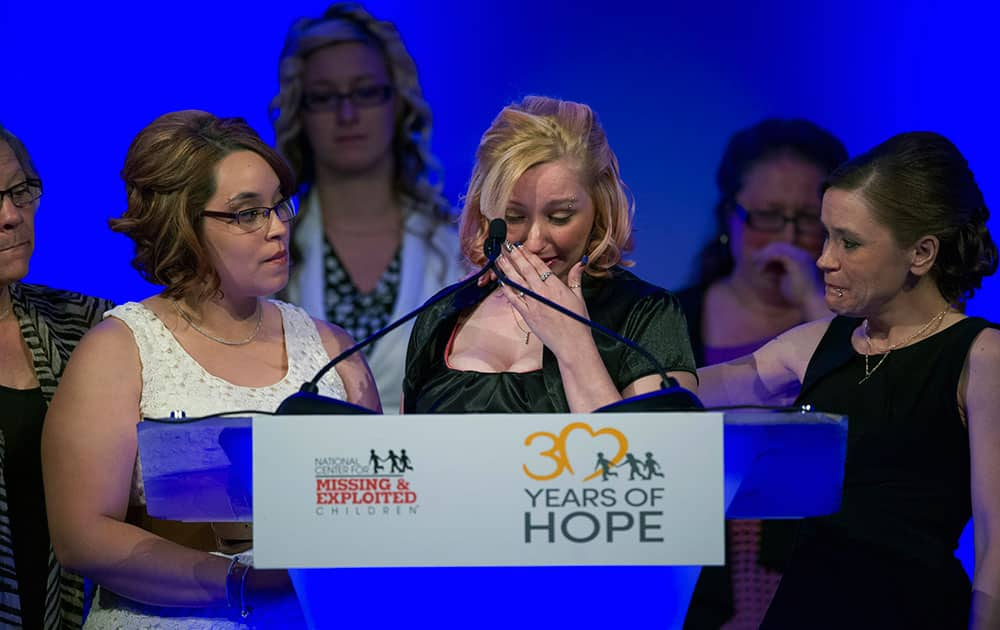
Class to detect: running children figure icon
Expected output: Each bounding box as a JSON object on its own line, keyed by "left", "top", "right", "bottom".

{"left": 398, "top": 449, "right": 414, "bottom": 473}
{"left": 617, "top": 452, "right": 646, "bottom": 480}
{"left": 372, "top": 449, "right": 415, "bottom": 474}
{"left": 369, "top": 448, "right": 384, "bottom": 474}
{"left": 643, "top": 452, "right": 665, "bottom": 479}
{"left": 594, "top": 452, "right": 619, "bottom": 481}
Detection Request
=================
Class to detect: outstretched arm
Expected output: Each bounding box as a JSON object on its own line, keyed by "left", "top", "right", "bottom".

{"left": 696, "top": 318, "right": 830, "bottom": 407}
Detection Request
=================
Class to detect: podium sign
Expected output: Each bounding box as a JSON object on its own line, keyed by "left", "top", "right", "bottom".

{"left": 252, "top": 412, "right": 723, "bottom": 570}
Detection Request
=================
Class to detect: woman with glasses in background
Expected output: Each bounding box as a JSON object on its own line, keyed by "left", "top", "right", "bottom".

{"left": 271, "top": 2, "right": 462, "bottom": 413}
{"left": 676, "top": 119, "right": 848, "bottom": 629}
{"left": 0, "top": 124, "right": 113, "bottom": 629}
{"left": 42, "top": 110, "right": 379, "bottom": 628}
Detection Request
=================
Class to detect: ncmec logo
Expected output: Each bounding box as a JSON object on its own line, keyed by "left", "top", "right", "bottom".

{"left": 313, "top": 448, "right": 419, "bottom": 518}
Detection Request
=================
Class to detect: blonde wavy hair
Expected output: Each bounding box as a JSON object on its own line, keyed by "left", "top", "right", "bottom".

{"left": 111, "top": 110, "right": 295, "bottom": 302}
{"left": 269, "top": 2, "right": 450, "bottom": 224}
{"left": 459, "top": 96, "right": 634, "bottom": 275}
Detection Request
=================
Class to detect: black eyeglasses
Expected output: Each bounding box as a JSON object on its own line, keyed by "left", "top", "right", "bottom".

{"left": 202, "top": 198, "right": 297, "bottom": 233}
{"left": 0, "top": 179, "right": 43, "bottom": 208}
{"left": 301, "top": 84, "right": 394, "bottom": 113}
{"left": 732, "top": 203, "right": 823, "bottom": 236}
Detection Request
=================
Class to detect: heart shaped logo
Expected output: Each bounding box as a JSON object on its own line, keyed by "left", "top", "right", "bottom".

{"left": 523, "top": 422, "right": 629, "bottom": 482}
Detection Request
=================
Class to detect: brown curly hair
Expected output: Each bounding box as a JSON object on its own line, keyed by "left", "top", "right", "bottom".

{"left": 111, "top": 110, "right": 295, "bottom": 301}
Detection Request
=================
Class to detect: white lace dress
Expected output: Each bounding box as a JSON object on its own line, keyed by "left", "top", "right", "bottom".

{"left": 83, "top": 299, "right": 346, "bottom": 630}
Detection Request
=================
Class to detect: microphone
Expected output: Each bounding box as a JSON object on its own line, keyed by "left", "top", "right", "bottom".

{"left": 275, "top": 219, "right": 509, "bottom": 415}
{"left": 483, "top": 217, "right": 506, "bottom": 262}
{"left": 492, "top": 264, "right": 703, "bottom": 413}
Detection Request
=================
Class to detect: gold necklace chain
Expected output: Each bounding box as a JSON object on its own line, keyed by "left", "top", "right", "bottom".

{"left": 859, "top": 306, "right": 950, "bottom": 384}
{"left": 172, "top": 300, "right": 263, "bottom": 346}
{"left": 510, "top": 304, "right": 531, "bottom": 345}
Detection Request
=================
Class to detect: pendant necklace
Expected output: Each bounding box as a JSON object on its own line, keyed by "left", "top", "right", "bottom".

{"left": 859, "top": 306, "right": 950, "bottom": 384}
{"left": 510, "top": 304, "right": 531, "bottom": 344}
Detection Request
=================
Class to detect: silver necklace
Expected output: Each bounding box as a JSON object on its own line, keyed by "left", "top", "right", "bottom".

{"left": 859, "top": 306, "right": 950, "bottom": 384}
{"left": 172, "top": 300, "right": 263, "bottom": 346}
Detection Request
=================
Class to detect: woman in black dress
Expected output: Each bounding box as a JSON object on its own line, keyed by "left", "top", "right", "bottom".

{"left": 403, "top": 96, "right": 697, "bottom": 414}
{"left": 699, "top": 131, "right": 1000, "bottom": 629}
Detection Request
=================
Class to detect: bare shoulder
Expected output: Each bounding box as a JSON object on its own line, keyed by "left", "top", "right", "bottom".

{"left": 756, "top": 316, "right": 835, "bottom": 381}
{"left": 963, "top": 325, "right": 1000, "bottom": 391}
{"left": 959, "top": 325, "right": 1000, "bottom": 422}
{"left": 311, "top": 317, "right": 357, "bottom": 358}
{"left": 968, "top": 326, "right": 1000, "bottom": 367}
{"left": 46, "top": 313, "right": 143, "bottom": 435}
{"left": 780, "top": 316, "right": 836, "bottom": 345}
{"left": 75, "top": 315, "right": 141, "bottom": 361}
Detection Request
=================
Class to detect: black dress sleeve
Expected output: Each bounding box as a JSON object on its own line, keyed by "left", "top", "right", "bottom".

{"left": 617, "top": 289, "right": 697, "bottom": 386}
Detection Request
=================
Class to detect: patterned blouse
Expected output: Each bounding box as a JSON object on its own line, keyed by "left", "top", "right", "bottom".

{"left": 4, "top": 283, "right": 113, "bottom": 629}
{"left": 322, "top": 238, "right": 401, "bottom": 352}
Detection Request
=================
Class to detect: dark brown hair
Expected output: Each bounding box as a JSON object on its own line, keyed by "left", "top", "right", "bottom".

{"left": 824, "top": 131, "right": 996, "bottom": 304}
{"left": 694, "top": 118, "right": 848, "bottom": 286}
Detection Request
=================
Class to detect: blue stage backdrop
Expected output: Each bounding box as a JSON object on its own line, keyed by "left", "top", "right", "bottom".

{"left": 3, "top": 0, "right": 998, "bottom": 317}
{"left": 0, "top": 0, "right": 995, "bottom": 625}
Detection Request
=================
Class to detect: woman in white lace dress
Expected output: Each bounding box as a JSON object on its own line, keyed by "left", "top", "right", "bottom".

{"left": 41, "top": 110, "right": 381, "bottom": 628}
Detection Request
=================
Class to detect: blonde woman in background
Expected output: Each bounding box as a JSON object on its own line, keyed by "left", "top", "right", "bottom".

{"left": 271, "top": 2, "right": 462, "bottom": 413}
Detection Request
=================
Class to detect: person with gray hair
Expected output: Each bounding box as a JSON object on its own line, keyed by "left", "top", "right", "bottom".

{"left": 271, "top": 2, "right": 463, "bottom": 413}
{"left": 0, "top": 124, "right": 114, "bottom": 628}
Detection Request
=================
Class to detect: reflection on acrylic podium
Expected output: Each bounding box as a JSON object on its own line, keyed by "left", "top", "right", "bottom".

{"left": 138, "top": 411, "right": 847, "bottom": 629}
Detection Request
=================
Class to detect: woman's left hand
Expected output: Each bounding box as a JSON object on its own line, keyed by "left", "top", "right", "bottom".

{"left": 495, "top": 244, "right": 589, "bottom": 358}
{"left": 752, "top": 242, "right": 829, "bottom": 319}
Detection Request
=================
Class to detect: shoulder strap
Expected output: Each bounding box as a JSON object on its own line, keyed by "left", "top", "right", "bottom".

{"left": 798, "top": 316, "right": 863, "bottom": 400}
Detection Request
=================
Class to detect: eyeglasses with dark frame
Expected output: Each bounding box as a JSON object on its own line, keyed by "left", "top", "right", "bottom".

{"left": 732, "top": 203, "right": 823, "bottom": 237}
{"left": 201, "top": 198, "right": 298, "bottom": 233}
{"left": 301, "top": 84, "right": 394, "bottom": 113}
{"left": 0, "top": 179, "right": 43, "bottom": 208}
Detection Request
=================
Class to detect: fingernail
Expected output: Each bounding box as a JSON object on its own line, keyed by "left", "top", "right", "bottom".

{"left": 581, "top": 255, "right": 589, "bottom": 265}
{"left": 515, "top": 241, "right": 523, "bottom": 248}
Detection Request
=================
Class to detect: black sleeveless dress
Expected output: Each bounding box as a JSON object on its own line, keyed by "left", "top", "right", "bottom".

{"left": 761, "top": 315, "right": 995, "bottom": 629}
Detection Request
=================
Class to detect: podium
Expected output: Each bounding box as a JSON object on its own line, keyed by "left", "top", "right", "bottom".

{"left": 137, "top": 411, "right": 846, "bottom": 629}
